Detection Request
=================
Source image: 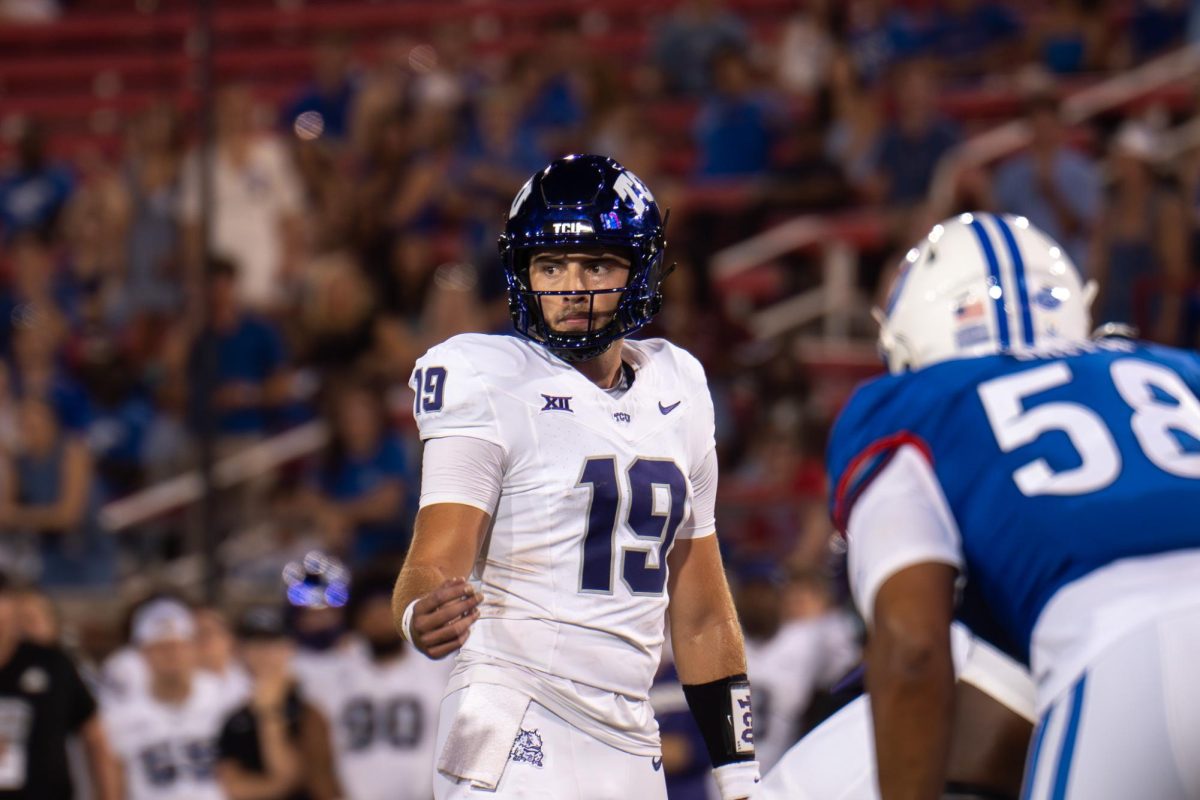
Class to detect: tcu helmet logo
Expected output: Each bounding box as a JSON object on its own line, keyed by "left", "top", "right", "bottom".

{"left": 613, "top": 171, "right": 654, "bottom": 217}
{"left": 509, "top": 178, "right": 534, "bottom": 219}
{"left": 552, "top": 221, "right": 594, "bottom": 235}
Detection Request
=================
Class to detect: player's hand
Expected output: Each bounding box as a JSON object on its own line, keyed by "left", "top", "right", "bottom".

{"left": 410, "top": 578, "right": 481, "bottom": 660}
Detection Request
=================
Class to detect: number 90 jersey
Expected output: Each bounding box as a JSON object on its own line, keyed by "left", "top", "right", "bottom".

{"left": 828, "top": 341, "right": 1200, "bottom": 681}
{"left": 410, "top": 334, "right": 717, "bottom": 706}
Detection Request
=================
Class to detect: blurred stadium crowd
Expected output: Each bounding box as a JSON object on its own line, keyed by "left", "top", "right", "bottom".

{"left": 2, "top": 0, "right": 1200, "bottom": 797}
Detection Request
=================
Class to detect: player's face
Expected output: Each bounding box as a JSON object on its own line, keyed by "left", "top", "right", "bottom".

{"left": 355, "top": 595, "right": 398, "bottom": 645}
{"left": 240, "top": 638, "right": 294, "bottom": 679}
{"left": 734, "top": 581, "right": 782, "bottom": 639}
{"left": 528, "top": 250, "right": 631, "bottom": 334}
{"left": 194, "top": 608, "right": 235, "bottom": 671}
{"left": 15, "top": 591, "right": 57, "bottom": 646}
{"left": 142, "top": 638, "right": 197, "bottom": 684}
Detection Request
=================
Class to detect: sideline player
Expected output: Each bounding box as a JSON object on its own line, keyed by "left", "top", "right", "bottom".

{"left": 755, "top": 622, "right": 1035, "bottom": 799}
{"left": 393, "top": 154, "right": 761, "bottom": 800}
{"left": 302, "top": 570, "right": 450, "bottom": 800}
{"left": 734, "top": 562, "right": 859, "bottom": 772}
{"left": 827, "top": 213, "right": 1200, "bottom": 799}
{"left": 102, "top": 599, "right": 240, "bottom": 800}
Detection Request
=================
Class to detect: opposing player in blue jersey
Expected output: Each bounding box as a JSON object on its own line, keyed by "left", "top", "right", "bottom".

{"left": 827, "top": 213, "right": 1200, "bottom": 800}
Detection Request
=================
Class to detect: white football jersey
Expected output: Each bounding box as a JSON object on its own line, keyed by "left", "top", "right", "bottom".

{"left": 745, "top": 612, "right": 861, "bottom": 771}
{"left": 299, "top": 642, "right": 452, "bottom": 800}
{"left": 410, "top": 333, "right": 717, "bottom": 752}
{"left": 102, "top": 673, "right": 234, "bottom": 800}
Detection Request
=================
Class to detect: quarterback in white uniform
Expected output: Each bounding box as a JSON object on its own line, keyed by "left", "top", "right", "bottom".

{"left": 394, "top": 155, "right": 760, "bottom": 800}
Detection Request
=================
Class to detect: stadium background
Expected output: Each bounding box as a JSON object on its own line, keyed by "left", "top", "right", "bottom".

{"left": 0, "top": 0, "right": 1198, "bottom": 796}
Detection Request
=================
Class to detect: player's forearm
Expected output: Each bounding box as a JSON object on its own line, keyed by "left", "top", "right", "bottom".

{"left": 217, "top": 762, "right": 294, "bottom": 800}
{"left": 80, "top": 718, "right": 121, "bottom": 800}
{"left": 867, "top": 634, "right": 955, "bottom": 800}
{"left": 255, "top": 711, "right": 300, "bottom": 787}
{"left": 392, "top": 562, "right": 450, "bottom": 630}
{"left": 672, "top": 612, "right": 747, "bottom": 685}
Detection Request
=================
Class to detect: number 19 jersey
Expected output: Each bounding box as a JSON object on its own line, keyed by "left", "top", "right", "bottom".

{"left": 410, "top": 334, "right": 718, "bottom": 752}
{"left": 828, "top": 340, "right": 1200, "bottom": 702}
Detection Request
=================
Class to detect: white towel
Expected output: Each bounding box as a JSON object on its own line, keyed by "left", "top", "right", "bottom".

{"left": 437, "top": 683, "right": 532, "bottom": 790}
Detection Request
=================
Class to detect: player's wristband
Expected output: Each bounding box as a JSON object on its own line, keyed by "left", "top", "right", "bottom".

{"left": 681, "top": 673, "right": 756, "bottom": 768}
{"left": 400, "top": 598, "right": 419, "bottom": 643}
{"left": 713, "top": 761, "right": 762, "bottom": 800}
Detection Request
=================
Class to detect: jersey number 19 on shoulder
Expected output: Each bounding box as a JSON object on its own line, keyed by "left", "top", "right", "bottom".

{"left": 576, "top": 457, "right": 687, "bottom": 596}
{"left": 412, "top": 367, "right": 447, "bottom": 414}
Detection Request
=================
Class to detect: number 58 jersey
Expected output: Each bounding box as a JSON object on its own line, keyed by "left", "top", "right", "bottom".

{"left": 410, "top": 334, "right": 717, "bottom": 728}
{"left": 828, "top": 340, "right": 1200, "bottom": 706}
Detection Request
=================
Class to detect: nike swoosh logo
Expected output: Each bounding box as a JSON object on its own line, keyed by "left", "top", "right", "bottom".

{"left": 651, "top": 756, "right": 663, "bottom": 771}
{"left": 658, "top": 400, "right": 682, "bottom": 415}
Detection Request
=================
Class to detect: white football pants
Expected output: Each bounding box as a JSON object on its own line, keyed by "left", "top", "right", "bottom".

{"left": 432, "top": 688, "right": 668, "bottom": 800}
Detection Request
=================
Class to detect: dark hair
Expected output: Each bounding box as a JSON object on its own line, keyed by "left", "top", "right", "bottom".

{"left": 206, "top": 255, "right": 239, "bottom": 281}
{"left": 345, "top": 566, "right": 399, "bottom": 627}
{"left": 319, "top": 375, "right": 390, "bottom": 483}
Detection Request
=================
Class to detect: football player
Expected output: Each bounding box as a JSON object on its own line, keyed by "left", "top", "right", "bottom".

{"left": 101, "top": 599, "right": 241, "bottom": 800}
{"left": 393, "top": 154, "right": 760, "bottom": 800}
{"left": 755, "top": 621, "right": 1035, "bottom": 799}
{"left": 734, "top": 562, "right": 859, "bottom": 772}
{"left": 827, "top": 213, "right": 1200, "bottom": 799}
{"left": 301, "top": 570, "right": 450, "bottom": 800}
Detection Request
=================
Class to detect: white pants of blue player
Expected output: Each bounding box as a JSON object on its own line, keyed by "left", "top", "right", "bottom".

{"left": 433, "top": 688, "right": 668, "bottom": 800}
{"left": 1022, "top": 602, "right": 1200, "bottom": 800}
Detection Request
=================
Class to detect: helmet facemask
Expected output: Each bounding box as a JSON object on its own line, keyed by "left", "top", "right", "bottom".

{"left": 505, "top": 243, "right": 666, "bottom": 362}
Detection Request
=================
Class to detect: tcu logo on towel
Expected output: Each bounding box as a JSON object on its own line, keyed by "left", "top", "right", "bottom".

{"left": 614, "top": 171, "right": 654, "bottom": 217}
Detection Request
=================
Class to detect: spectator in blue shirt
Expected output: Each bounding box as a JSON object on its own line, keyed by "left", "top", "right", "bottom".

{"left": 924, "top": 0, "right": 1023, "bottom": 78}
{"left": 0, "top": 395, "right": 115, "bottom": 587}
{"left": 651, "top": 0, "right": 748, "bottom": 96}
{"left": 694, "top": 48, "right": 780, "bottom": 178}
{"left": 188, "top": 257, "right": 292, "bottom": 440}
{"left": 301, "top": 379, "right": 410, "bottom": 563}
{"left": 0, "top": 122, "right": 74, "bottom": 243}
{"left": 869, "top": 59, "right": 961, "bottom": 207}
{"left": 844, "top": 0, "right": 922, "bottom": 86}
{"left": 991, "top": 92, "right": 1100, "bottom": 270}
{"left": 282, "top": 34, "right": 359, "bottom": 145}
{"left": 82, "top": 353, "right": 156, "bottom": 498}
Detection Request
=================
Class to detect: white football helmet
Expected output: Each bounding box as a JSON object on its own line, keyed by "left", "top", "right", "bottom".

{"left": 876, "top": 213, "right": 1097, "bottom": 374}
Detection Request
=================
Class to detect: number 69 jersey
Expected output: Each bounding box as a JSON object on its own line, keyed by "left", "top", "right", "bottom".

{"left": 410, "top": 334, "right": 717, "bottom": 743}
{"left": 828, "top": 340, "right": 1200, "bottom": 707}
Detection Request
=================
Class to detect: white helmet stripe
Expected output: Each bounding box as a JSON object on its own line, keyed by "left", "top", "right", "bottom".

{"left": 966, "top": 217, "right": 1011, "bottom": 349}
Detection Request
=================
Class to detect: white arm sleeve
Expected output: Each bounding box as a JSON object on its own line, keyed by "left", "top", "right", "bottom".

{"left": 418, "top": 436, "right": 504, "bottom": 514}
{"left": 846, "top": 444, "right": 964, "bottom": 624}
{"left": 679, "top": 448, "right": 717, "bottom": 539}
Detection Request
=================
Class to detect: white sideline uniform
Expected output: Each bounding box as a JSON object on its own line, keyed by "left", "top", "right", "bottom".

{"left": 101, "top": 674, "right": 237, "bottom": 800}
{"left": 745, "top": 613, "right": 860, "bottom": 771}
{"left": 754, "top": 622, "right": 1037, "bottom": 800}
{"left": 299, "top": 641, "right": 453, "bottom": 800}
{"left": 410, "top": 333, "right": 719, "bottom": 799}
{"left": 838, "top": 446, "right": 1200, "bottom": 800}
